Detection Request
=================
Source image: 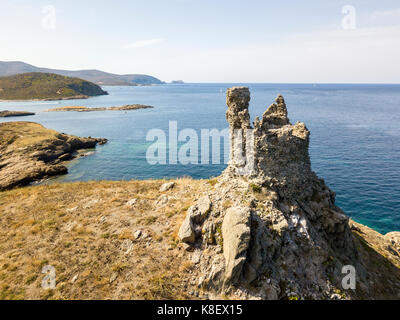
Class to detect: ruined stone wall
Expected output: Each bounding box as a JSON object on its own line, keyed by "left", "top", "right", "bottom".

{"left": 225, "top": 87, "right": 315, "bottom": 200}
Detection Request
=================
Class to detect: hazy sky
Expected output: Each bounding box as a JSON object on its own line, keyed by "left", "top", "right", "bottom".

{"left": 1, "top": 0, "right": 400, "bottom": 83}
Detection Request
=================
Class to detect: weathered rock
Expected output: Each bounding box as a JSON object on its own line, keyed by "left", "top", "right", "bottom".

{"left": 109, "top": 273, "right": 118, "bottom": 284}
{"left": 187, "top": 206, "right": 201, "bottom": 224}
{"left": 155, "top": 194, "right": 169, "bottom": 206}
{"left": 133, "top": 230, "right": 142, "bottom": 240}
{"left": 222, "top": 206, "right": 251, "bottom": 285}
{"left": 189, "top": 88, "right": 400, "bottom": 300}
{"left": 121, "top": 239, "right": 134, "bottom": 255}
{"left": 187, "top": 196, "right": 212, "bottom": 225}
{"left": 197, "top": 196, "right": 212, "bottom": 219}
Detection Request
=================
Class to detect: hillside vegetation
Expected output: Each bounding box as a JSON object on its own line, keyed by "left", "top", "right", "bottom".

{"left": 0, "top": 72, "right": 108, "bottom": 100}
{"left": 0, "top": 61, "right": 164, "bottom": 86}
{"left": 0, "top": 122, "right": 107, "bottom": 190}
{"left": 0, "top": 179, "right": 209, "bottom": 300}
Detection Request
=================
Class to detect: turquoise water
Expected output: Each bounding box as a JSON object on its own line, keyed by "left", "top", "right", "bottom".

{"left": 0, "top": 83, "right": 399, "bottom": 234}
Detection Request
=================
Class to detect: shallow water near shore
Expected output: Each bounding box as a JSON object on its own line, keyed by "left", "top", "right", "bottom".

{"left": 1, "top": 83, "right": 399, "bottom": 234}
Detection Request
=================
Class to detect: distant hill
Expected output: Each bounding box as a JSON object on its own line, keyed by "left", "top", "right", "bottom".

{"left": 0, "top": 61, "right": 164, "bottom": 86}
{"left": 0, "top": 72, "right": 108, "bottom": 100}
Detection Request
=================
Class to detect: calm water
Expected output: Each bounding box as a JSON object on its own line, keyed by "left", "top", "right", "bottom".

{"left": 0, "top": 83, "right": 399, "bottom": 234}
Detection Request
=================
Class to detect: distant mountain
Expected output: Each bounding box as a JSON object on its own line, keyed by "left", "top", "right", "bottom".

{"left": 0, "top": 61, "right": 164, "bottom": 86}
{"left": 0, "top": 72, "right": 108, "bottom": 100}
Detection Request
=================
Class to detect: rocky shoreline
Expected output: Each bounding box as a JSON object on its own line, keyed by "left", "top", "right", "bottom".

{"left": 0, "top": 122, "right": 107, "bottom": 190}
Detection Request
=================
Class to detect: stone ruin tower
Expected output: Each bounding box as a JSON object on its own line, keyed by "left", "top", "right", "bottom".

{"left": 225, "top": 87, "right": 313, "bottom": 200}
{"left": 179, "top": 87, "right": 365, "bottom": 299}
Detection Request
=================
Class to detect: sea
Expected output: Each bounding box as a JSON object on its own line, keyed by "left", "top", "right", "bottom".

{"left": 0, "top": 83, "right": 399, "bottom": 234}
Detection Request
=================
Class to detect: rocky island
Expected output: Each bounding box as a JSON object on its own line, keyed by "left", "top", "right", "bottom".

{"left": 176, "top": 87, "right": 400, "bottom": 299}
{"left": 0, "top": 122, "right": 107, "bottom": 190}
{"left": 0, "top": 110, "right": 35, "bottom": 117}
{"left": 0, "top": 72, "right": 108, "bottom": 101}
{"left": 0, "top": 88, "right": 398, "bottom": 300}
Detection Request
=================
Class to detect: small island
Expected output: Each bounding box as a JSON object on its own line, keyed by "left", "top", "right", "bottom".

{"left": 0, "top": 72, "right": 108, "bottom": 101}
{"left": 0, "top": 88, "right": 399, "bottom": 301}
{"left": 46, "top": 104, "right": 154, "bottom": 112}
{"left": 0, "top": 110, "right": 35, "bottom": 117}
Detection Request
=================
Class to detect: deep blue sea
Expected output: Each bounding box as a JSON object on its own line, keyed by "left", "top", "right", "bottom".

{"left": 0, "top": 83, "right": 399, "bottom": 234}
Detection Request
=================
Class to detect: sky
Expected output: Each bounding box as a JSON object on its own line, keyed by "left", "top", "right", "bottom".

{"left": 0, "top": 0, "right": 400, "bottom": 83}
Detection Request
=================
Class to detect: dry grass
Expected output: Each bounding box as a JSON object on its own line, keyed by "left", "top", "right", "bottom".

{"left": 0, "top": 178, "right": 208, "bottom": 300}
{"left": 0, "top": 122, "right": 60, "bottom": 148}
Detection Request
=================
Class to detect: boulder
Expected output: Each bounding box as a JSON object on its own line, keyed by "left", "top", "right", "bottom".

{"left": 197, "top": 196, "right": 212, "bottom": 219}
{"left": 126, "top": 199, "right": 137, "bottom": 207}
{"left": 188, "top": 196, "right": 212, "bottom": 225}
{"left": 178, "top": 215, "right": 196, "bottom": 244}
{"left": 222, "top": 206, "right": 251, "bottom": 285}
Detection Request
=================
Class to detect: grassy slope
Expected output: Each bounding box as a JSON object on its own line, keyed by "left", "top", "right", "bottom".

{"left": 0, "top": 179, "right": 212, "bottom": 300}
{"left": 0, "top": 72, "right": 107, "bottom": 100}
{"left": 0, "top": 122, "right": 107, "bottom": 191}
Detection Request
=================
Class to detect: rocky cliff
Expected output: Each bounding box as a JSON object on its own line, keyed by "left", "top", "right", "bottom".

{"left": 0, "top": 72, "right": 108, "bottom": 101}
{"left": 0, "top": 122, "right": 107, "bottom": 190}
{"left": 179, "top": 87, "right": 400, "bottom": 299}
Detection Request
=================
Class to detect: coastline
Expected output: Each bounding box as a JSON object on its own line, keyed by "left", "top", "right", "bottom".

{"left": 0, "top": 121, "right": 107, "bottom": 191}
{"left": 0, "top": 95, "right": 94, "bottom": 102}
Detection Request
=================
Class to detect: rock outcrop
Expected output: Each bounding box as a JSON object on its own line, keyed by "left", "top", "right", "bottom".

{"left": 0, "top": 122, "right": 107, "bottom": 190}
{"left": 222, "top": 206, "right": 251, "bottom": 285}
{"left": 178, "top": 87, "right": 400, "bottom": 299}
